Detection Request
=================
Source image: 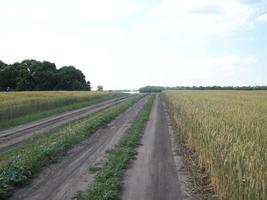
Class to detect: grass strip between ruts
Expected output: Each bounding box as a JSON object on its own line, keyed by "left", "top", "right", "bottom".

{"left": 0, "top": 93, "right": 128, "bottom": 130}
{"left": 0, "top": 95, "right": 143, "bottom": 198}
{"left": 78, "top": 94, "right": 154, "bottom": 200}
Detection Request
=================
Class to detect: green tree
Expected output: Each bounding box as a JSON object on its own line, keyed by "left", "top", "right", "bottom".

{"left": 139, "top": 86, "right": 163, "bottom": 93}
{"left": 0, "top": 60, "right": 91, "bottom": 91}
{"left": 55, "top": 66, "right": 87, "bottom": 90}
{"left": 14, "top": 60, "right": 36, "bottom": 91}
{"left": 28, "top": 60, "right": 57, "bottom": 90}
{"left": 0, "top": 61, "right": 7, "bottom": 70}
{"left": 97, "top": 85, "right": 103, "bottom": 91}
{"left": 0, "top": 62, "right": 19, "bottom": 91}
{"left": 0, "top": 61, "right": 9, "bottom": 90}
{"left": 86, "top": 81, "right": 91, "bottom": 91}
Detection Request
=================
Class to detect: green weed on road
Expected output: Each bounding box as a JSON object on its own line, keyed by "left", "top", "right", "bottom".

{"left": 0, "top": 95, "right": 143, "bottom": 198}
{"left": 79, "top": 95, "right": 154, "bottom": 200}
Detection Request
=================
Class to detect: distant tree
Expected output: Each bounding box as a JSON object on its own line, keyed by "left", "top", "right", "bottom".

{"left": 0, "top": 63, "right": 19, "bottom": 91}
{"left": 16, "top": 72, "right": 34, "bottom": 90}
{"left": 139, "top": 86, "right": 163, "bottom": 93}
{"left": 15, "top": 63, "right": 34, "bottom": 91}
{"left": 0, "top": 61, "right": 7, "bottom": 70}
{"left": 30, "top": 60, "right": 58, "bottom": 90}
{"left": 139, "top": 85, "right": 267, "bottom": 92}
{"left": 0, "top": 61, "right": 9, "bottom": 90}
{"left": 18, "top": 59, "right": 58, "bottom": 90}
{"left": 86, "top": 81, "right": 91, "bottom": 91}
{"left": 0, "top": 59, "right": 91, "bottom": 91}
{"left": 97, "top": 85, "right": 103, "bottom": 91}
{"left": 55, "top": 66, "right": 87, "bottom": 90}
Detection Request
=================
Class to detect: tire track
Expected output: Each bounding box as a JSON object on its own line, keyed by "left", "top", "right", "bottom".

{"left": 9, "top": 95, "right": 150, "bottom": 200}
{"left": 123, "top": 94, "right": 183, "bottom": 200}
{"left": 0, "top": 96, "right": 130, "bottom": 153}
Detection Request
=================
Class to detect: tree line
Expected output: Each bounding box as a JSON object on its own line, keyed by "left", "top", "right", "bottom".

{"left": 139, "top": 85, "right": 267, "bottom": 93}
{"left": 0, "top": 60, "right": 91, "bottom": 91}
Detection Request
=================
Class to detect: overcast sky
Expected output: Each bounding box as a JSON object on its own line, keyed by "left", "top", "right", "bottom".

{"left": 0, "top": 0, "right": 266, "bottom": 90}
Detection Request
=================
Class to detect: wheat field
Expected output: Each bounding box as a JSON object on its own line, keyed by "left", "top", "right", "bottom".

{"left": 0, "top": 91, "right": 109, "bottom": 121}
{"left": 163, "top": 90, "right": 267, "bottom": 200}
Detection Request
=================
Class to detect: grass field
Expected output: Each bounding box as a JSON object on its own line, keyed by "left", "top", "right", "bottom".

{"left": 163, "top": 91, "right": 267, "bottom": 200}
{"left": 0, "top": 91, "right": 125, "bottom": 129}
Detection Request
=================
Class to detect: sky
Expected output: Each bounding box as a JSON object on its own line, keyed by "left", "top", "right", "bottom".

{"left": 0, "top": 0, "right": 267, "bottom": 90}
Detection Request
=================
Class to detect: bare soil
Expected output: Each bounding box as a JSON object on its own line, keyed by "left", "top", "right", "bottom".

{"left": 123, "top": 94, "right": 183, "bottom": 200}
{"left": 9, "top": 95, "right": 150, "bottom": 200}
{"left": 0, "top": 96, "right": 129, "bottom": 153}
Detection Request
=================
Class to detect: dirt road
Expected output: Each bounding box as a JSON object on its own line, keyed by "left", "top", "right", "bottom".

{"left": 10, "top": 95, "right": 150, "bottom": 200}
{"left": 123, "top": 94, "right": 183, "bottom": 200}
{"left": 0, "top": 96, "right": 130, "bottom": 153}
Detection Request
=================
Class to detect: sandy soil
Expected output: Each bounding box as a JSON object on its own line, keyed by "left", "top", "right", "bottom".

{"left": 9, "top": 95, "right": 150, "bottom": 200}
{"left": 0, "top": 96, "right": 129, "bottom": 153}
{"left": 123, "top": 94, "right": 183, "bottom": 200}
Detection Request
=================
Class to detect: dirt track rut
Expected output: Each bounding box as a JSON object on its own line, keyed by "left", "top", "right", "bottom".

{"left": 0, "top": 96, "right": 129, "bottom": 153}
{"left": 123, "top": 94, "right": 183, "bottom": 200}
{"left": 9, "top": 95, "right": 150, "bottom": 200}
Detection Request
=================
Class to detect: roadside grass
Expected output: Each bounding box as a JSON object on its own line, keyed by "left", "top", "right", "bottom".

{"left": 0, "top": 95, "right": 143, "bottom": 198}
{"left": 163, "top": 91, "right": 267, "bottom": 200}
{"left": 79, "top": 95, "right": 154, "bottom": 200}
{"left": 0, "top": 93, "right": 127, "bottom": 130}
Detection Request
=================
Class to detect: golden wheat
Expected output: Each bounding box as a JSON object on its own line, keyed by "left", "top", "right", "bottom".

{"left": 0, "top": 91, "right": 108, "bottom": 121}
{"left": 163, "top": 90, "right": 267, "bottom": 200}
{"left": 0, "top": 91, "right": 105, "bottom": 106}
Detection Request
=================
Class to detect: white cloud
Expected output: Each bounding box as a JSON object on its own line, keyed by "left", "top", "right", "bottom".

{"left": 176, "top": 39, "right": 195, "bottom": 46}
{"left": 184, "top": 55, "right": 257, "bottom": 75}
{"left": 163, "top": 55, "right": 259, "bottom": 86}
{"left": 49, "top": 0, "right": 143, "bottom": 21}
{"left": 150, "top": 0, "right": 221, "bottom": 16}
{"left": 141, "top": 0, "right": 256, "bottom": 34}
{"left": 257, "top": 13, "right": 267, "bottom": 22}
{"left": 0, "top": 0, "right": 143, "bottom": 28}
